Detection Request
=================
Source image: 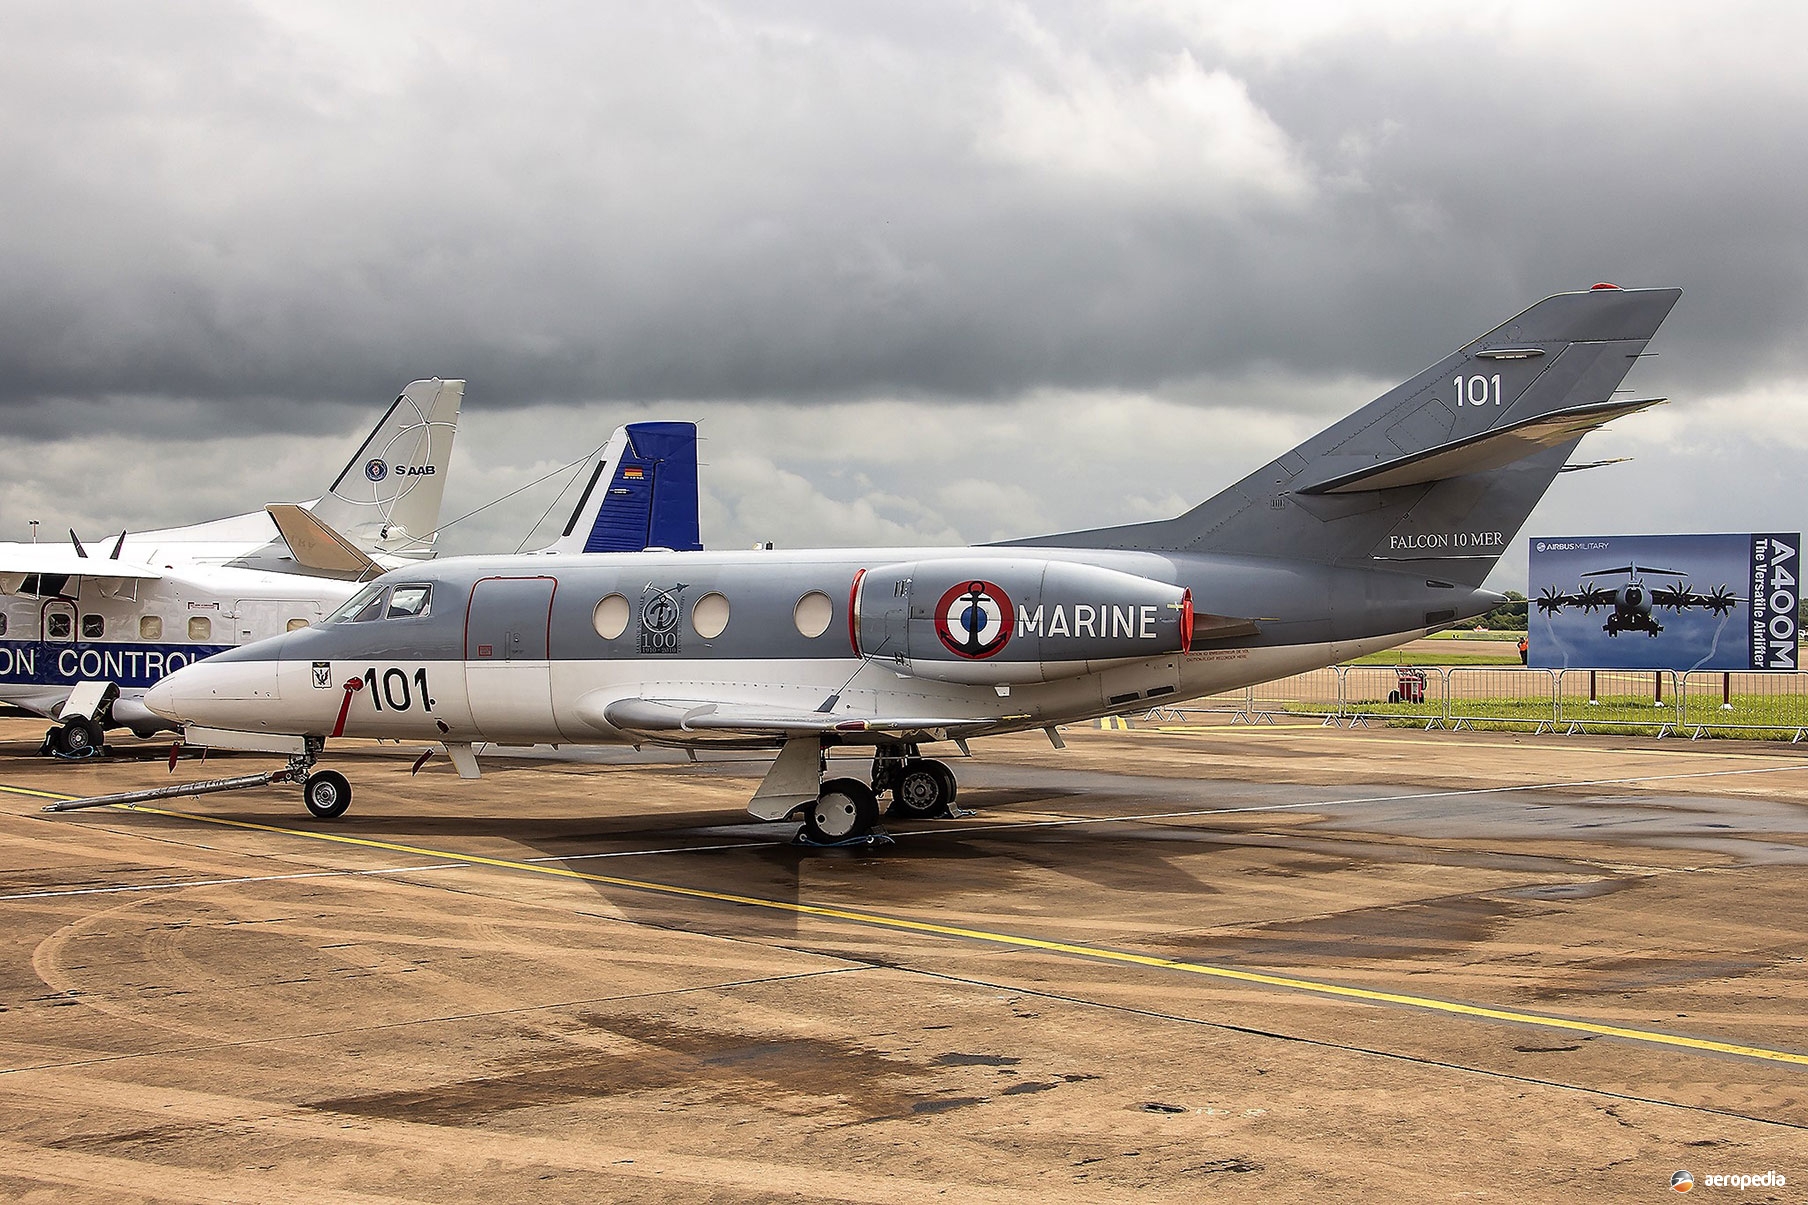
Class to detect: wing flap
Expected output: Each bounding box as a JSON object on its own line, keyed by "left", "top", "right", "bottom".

{"left": 594, "top": 696, "right": 988, "bottom": 743}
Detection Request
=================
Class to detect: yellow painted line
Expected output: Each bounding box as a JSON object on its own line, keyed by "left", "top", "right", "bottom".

{"left": 9, "top": 783, "right": 1808, "bottom": 1069}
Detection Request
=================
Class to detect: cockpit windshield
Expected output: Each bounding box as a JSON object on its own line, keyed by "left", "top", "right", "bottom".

{"left": 326, "top": 583, "right": 434, "bottom": 624}
{"left": 327, "top": 584, "right": 387, "bottom": 623}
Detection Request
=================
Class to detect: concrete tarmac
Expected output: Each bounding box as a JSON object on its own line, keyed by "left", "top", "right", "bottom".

{"left": 2, "top": 716, "right": 1807, "bottom": 1201}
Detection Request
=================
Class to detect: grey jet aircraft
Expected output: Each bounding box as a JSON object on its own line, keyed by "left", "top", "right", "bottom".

{"left": 134, "top": 285, "right": 1682, "bottom": 842}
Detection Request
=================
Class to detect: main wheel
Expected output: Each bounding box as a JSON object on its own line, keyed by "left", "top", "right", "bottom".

{"left": 303, "top": 770, "right": 353, "bottom": 820}
{"left": 805, "top": 777, "right": 879, "bottom": 842}
{"left": 49, "top": 717, "right": 104, "bottom": 758}
{"left": 890, "top": 759, "right": 957, "bottom": 818}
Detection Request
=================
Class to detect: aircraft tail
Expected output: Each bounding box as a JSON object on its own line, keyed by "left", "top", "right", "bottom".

{"left": 308, "top": 379, "right": 463, "bottom": 560}
{"left": 542, "top": 421, "right": 702, "bottom": 554}
{"left": 1011, "top": 286, "right": 1682, "bottom": 586}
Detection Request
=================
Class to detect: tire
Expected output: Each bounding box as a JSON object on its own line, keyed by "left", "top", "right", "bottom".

{"left": 50, "top": 717, "right": 104, "bottom": 758}
{"left": 925, "top": 760, "right": 958, "bottom": 810}
{"left": 304, "top": 770, "right": 353, "bottom": 820}
{"left": 805, "top": 777, "right": 879, "bottom": 842}
{"left": 890, "top": 761, "right": 948, "bottom": 818}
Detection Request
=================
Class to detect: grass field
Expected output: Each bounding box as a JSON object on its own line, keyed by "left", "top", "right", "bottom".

{"left": 1280, "top": 692, "right": 1805, "bottom": 740}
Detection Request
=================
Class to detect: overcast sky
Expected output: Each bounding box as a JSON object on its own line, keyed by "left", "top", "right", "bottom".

{"left": 2, "top": 1, "right": 1804, "bottom": 588}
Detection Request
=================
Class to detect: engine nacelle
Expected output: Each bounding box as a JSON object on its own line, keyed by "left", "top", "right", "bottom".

{"left": 851, "top": 557, "right": 1191, "bottom": 685}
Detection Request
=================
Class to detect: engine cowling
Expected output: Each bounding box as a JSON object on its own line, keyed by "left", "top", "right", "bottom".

{"left": 851, "top": 557, "right": 1191, "bottom": 685}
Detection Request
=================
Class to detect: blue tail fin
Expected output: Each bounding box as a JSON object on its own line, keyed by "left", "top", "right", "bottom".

{"left": 545, "top": 422, "right": 702, "bottom": 553}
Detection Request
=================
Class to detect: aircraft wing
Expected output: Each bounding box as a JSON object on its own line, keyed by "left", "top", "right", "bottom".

{"left": 0, "top": 545, "right": 163, "bottom": 589}
{"left": 594, "top": 697, "right": 992, "bottom": 743}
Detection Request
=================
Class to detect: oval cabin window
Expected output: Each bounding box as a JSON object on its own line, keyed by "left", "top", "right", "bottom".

{"left": 691, "top": 592, "right": 730, "bottom": 639}
{"left": 287, "top": 618, "right": 311, "bottom": 632}
{"left": 140, "top": 616, "right": 162, "bottom": 640}
{"left": 188, "top": 616, "right": 212, "bottom": 641}
{"left": 793, "top": 591, "right": 833, "bottom": 638}
{"left": 593, "top": 594, "right": 630, "bottom": 640}
{"left": 82, "top": 614, "right": 105, "bottom": 639}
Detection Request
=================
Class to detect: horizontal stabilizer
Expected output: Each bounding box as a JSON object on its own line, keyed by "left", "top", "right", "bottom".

{"left": 266, "top": 504, "right": 383, "bottom": 579}
{"left": 1297, "top": 397, "right": 1666, "bottom": 495}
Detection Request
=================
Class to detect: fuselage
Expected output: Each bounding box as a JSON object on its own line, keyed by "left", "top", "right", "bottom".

{"left": 145, "top": 546, "right": 1497, "bottom": 747}
{"left": 0, "top": 563, "right": 356, "bottom": 730}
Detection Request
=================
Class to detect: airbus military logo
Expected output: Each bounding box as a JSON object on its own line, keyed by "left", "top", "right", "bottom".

{"left": 639, "top": 583, "right": 688, "bottom": 655}
{"left": 935, "top": 580, "right": 1014, "bottom": 659}
{"left": 312, "top": 661, "right": 332, "bottom": 689}
{"left": 364, "top": 458, "right": 389, "bottom": 482}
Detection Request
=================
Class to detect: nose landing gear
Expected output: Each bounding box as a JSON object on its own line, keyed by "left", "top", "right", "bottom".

{"left": 301, "top": 769, "right": 353, "bottom": 820}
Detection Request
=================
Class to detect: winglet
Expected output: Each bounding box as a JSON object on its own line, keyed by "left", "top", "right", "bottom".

{"left": 266, "top": 504, "right": 383, "bottom": 579}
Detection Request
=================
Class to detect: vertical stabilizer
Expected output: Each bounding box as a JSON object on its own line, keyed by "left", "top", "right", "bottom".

{"left": 1010, "top": 287, "right": 1681, "bottom": 586}
{"left": 309, "top": 379, "right": 463, "bottom": 559}
{"left": 543, "top": 421, "right": 702, "bottom": 554}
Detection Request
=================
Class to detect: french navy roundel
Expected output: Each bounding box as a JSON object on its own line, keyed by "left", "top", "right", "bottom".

{"left": 934, "top": 580, "right": 1014, "bottom": 659}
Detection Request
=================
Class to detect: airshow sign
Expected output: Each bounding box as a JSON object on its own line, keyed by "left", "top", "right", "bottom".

{"left": 1527, "top": 533, "right": 1800, "bottom": 672}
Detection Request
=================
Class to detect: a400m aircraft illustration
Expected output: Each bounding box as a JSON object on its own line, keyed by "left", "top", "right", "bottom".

{"left": 113, "top": 285, "right": 1681, "bottom": 844}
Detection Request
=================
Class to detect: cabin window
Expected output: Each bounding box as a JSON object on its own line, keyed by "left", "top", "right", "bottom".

{"left": 81, "top": 614, "right": 105, "bottom": 639}
{"left": 327, "top": 584, "right": 386, "bottom": 623}
{"left": 387, "top": 585, "right": 432, "bottom": 619}
{"left": 47, "top": 613, "right": 72, "bottom": 639}
{"left": 593, "top": 593, "right": 630, "bottom": 640}
{"left": 0, "top": 614, "right": 7, "bottom": 636}
{"left": 140, "top": 616, "right": 163, "bottom": 640}
{"left": 691, "top": 592, "right": 730, "bottom": 639}
{"left": 793, "top": 591, "right": 833, "bottom": 638}
{"left": 188, "top": 616, "right": 212, "bottom": 641}
{"left": 287, "top": 618, "right": 311, "bottom": 632}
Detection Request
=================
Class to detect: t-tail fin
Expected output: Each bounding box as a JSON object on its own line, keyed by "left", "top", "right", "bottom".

{"left": 308, "top": 379, "right": 463, "bottom": 560}
{"left": 542, "top": 421, "right": 702, "bottom": 554}
{"left": 1011, "top": 286, "right": 1682, "bottom": 586}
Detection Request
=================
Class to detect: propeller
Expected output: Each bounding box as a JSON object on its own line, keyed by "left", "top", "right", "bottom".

{"left": 1704, "top": 584, "right": 1738, "bottom": 615}
{"left": 1535, "top": 585, "right": 1569, "bottom": 615}
{"left": 1651, "top": 580, "right": 1699, "bottom": 610}
{"left": 1576, "top": 583, "right": 1612, "bottom": 613}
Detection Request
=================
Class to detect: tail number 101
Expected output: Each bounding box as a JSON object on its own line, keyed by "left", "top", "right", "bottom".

{"left": 1455, "top": 374, "right": 1504, "bottom": 406}
{"left": 363, "top": 667, "right": 435, "bottom": 711}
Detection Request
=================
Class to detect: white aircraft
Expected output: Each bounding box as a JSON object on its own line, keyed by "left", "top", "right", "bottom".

{"left": 7, "top": 407, "right": 703, "bottom": 757}
{"left": 0, "top": 379, "right": 465, "bottom": 753}
{"left": 129, "top": 287, "right": 1683, "bottom": 840}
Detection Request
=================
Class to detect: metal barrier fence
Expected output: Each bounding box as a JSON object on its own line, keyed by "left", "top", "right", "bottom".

{"left": 1150, "top": 665, "right": 1808, "bottom": 740}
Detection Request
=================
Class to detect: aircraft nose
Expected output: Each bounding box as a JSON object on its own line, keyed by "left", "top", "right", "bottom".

{"left": 144, "top": 677, "right": 177, "bottom": 721}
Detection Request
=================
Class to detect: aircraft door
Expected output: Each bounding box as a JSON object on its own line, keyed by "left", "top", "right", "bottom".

{"left": 41, "top": 599, "right": 76, "bottom": 645}
{"left": 465, "top": 576, "right": 556, "bottom": 741}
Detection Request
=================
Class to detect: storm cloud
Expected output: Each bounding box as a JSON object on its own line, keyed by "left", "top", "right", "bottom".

{"left": 1, "top": 1, "right": 1803, "bottom": 578}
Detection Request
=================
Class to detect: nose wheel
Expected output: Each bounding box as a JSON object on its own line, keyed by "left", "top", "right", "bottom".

{"left": 302, "top": 769, "right": 353, "bottom": 820}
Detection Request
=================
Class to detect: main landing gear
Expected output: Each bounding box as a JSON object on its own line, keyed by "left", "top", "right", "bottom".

{"left": 796, "top": 744, "right": 962, "bottom": 845}
{"left": 43, "top": 716, "right": 105, "bottom": 760}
